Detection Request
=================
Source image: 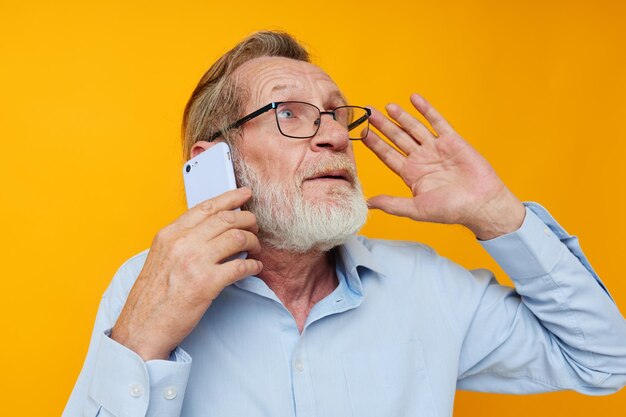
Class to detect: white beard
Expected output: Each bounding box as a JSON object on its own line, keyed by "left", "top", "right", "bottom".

{"left": 232, "top": 148, "right": 369, "bottom": 253}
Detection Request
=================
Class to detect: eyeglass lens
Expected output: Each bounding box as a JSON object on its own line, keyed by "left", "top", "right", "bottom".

{"left": 275, "top": 102, "right": 369, "bottom": 140}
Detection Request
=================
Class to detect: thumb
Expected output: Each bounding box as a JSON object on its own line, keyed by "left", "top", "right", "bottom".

{"left": 367, "top": 195, "right": 425, "bottom": 221}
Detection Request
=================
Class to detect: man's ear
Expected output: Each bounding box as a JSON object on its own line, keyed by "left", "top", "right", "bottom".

{"left": 190, "top": 140, "right": 218, "bottom": 159}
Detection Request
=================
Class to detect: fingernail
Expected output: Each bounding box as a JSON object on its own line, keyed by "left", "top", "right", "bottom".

{"left": 385, "top": 103, "right": 398, "bottom": 113}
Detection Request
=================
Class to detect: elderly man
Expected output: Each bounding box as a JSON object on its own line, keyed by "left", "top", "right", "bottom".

{"left": 63, "top": 31, "right": 626, "bottom": 417}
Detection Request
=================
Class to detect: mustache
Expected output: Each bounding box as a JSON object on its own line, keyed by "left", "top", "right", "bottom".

{"left": 296, "top": 154, "right": 358, "bottom": 185}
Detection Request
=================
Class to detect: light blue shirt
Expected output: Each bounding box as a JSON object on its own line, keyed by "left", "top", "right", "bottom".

{"left": 63, "top": 203, "right": 626, "bottom": 417}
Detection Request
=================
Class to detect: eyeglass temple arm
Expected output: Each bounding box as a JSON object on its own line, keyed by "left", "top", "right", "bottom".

{"left": 208, "top": 103, "right": 278, "bottom": 142}
{"left": 346, "top": 108, "right": 372, "bottom": 132}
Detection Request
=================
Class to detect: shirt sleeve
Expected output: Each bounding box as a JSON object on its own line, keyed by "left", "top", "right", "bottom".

{"left": 455, "top": 202, "right": 626, "bottom": 394}
{"left": 62, "top": 257, "right": 193, "bottom": 417}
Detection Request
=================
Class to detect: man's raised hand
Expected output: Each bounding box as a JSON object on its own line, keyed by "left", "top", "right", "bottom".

{"left": 363, "top": 93, "right": 526, "bottom": 240}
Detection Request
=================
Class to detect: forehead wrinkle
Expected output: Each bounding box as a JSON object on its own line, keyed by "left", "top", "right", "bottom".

{"left": 253, "top": 75, "right": 303, "bottom": 107}
{"left": 236, "top": 57, "right": 345, "bottom": 110}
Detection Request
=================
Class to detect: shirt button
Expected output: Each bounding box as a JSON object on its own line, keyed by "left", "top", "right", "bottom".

{"left": 129, "top": 383, "right": 144, "bottom": 398}
{"left": 543, "top": 227, "right": 551, "bottom": 236}
{"left": 295, "top": 359, "right": 304, "bottom": 372}
{"left": 163, "top": 386, "right": 178, "bottom": 400}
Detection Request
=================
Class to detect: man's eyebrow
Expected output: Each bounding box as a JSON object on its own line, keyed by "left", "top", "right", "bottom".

{"left": 269, "top": 85, "right": 348, "bottom": 106}
{"left": 329, "top": 90, "right": 348, "bottom": 106}
{"left": 270, "top": 84, "right": 296, "bottom": 93}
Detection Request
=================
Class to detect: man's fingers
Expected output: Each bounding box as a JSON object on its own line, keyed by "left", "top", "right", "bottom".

{"left": 362, "top": 129, "right": 405, "bottom": 175}
{"left": 385, "top": 102, "right": 436, "bottom": 146}
{"left": 367, "top": 195, "right": 424, "bottom": 221}
{"left": 368, "top": 106, "right": 421, "bottom": 152}
{"left": 208, "top": 229, "right": 262, "bottom": 263}
{"left": 409, "top": 94, "right": 455, "bottom": 136}
{"left": 178, "top": 187, "right": 253, "bottom": 228}
{"left": 194, "top": 210, "right": 259, "bottom": 241}
{"left": 213, "top": 258, "right": 264, "bottom": 288}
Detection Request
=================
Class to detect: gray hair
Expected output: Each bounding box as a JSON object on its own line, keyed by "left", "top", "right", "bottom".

{"left": 181, "top": 31, "right": 310, "bottom": 160}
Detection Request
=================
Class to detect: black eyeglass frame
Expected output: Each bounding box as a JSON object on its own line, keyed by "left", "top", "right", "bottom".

{"left": 207, "top": 101, "right": 372, "bottom": 142}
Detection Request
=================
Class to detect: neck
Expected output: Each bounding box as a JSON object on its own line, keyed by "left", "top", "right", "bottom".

{"left": 250, "top": 244, "right": 338, "bottom": 332}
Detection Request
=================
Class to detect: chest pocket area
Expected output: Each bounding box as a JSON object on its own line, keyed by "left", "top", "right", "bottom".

{"left": 341, "top": 339, "right": 439, "bottom": 417}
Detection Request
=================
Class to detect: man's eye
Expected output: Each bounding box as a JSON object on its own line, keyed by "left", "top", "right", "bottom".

{"left": 277, "top": 109, "right": 295, "bottom": 119}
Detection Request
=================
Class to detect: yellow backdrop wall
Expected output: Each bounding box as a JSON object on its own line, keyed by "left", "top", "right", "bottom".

{"left": 1, "top": 0, "right": 625, "bottom": 415}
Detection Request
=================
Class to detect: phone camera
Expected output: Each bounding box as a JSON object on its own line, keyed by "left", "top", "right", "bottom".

{"left": 185, "top": 164, "right": 191, "bottom": 173}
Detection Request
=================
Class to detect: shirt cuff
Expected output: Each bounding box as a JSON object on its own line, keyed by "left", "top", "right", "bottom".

{"left": 88, "top": 330, "right": 192, "bottom": 417}
{"left": 478, "top": 202, "right": 609, "bottom": 295}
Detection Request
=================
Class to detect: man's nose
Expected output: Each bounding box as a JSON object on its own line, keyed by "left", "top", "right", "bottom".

{"left": 309, "top": 113, "right": 350, "bottom": 152}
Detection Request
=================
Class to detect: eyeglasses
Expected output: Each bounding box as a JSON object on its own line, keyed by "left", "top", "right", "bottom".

{"left": 208, "top": 101, "right": 371, "bottom": 142}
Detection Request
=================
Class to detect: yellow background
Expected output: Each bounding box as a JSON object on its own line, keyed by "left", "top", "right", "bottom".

{"left": 1, "top": 0, "right": 625, "bottom": 415}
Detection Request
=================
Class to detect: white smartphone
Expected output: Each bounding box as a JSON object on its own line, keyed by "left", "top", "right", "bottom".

{"left": 182, "top": 142, "right": 246, "bottom": 260}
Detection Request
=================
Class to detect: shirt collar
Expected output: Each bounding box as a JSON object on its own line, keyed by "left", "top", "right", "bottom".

{"left": 234, "top": 235, "right": 384, "bottom": 298}
{"left": 336, "top": 235, "right": 386, "bottom": 295}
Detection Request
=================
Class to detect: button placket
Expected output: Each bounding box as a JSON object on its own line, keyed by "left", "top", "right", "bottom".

{"left": 292, "top": 349, "right": 314, "bottom": 417}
